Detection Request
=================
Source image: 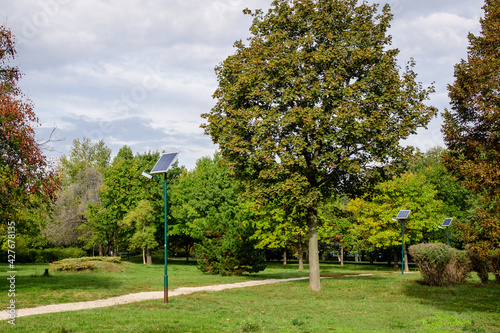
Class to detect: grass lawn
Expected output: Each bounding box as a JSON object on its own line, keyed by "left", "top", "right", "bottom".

{"left": 1, "top": 258, "right": 499, "bottom": 332}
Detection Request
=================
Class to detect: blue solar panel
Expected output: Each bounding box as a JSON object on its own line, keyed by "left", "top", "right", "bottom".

{"left": 442, "top": 218, "right": 453, "bottom": 227}
{"left": 396, "top": 210, "right": 411, "bottom": 220}
{"left": 150, "top": 152, "right": 179, "bottom": 174}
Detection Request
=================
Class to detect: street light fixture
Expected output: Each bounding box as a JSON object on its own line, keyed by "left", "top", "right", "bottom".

{"left": 141, "top": 171, "right": 153, "bottom": 179}
{"left": 142, "top": 151, "right": 180, "bottom": 304}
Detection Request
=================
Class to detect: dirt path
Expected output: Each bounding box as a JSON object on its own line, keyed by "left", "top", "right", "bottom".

{"left": 0, "top": 277, "right": 309, "bottom": 320}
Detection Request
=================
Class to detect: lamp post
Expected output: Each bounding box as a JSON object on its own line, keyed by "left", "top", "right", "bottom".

{"left": 394, "top": 210, "right": 411, "bottom": 275}
{"left": 439, "top": 218, "right": 453, "bottom": 246}
{"left": 141, "top": 152, "right": 179, "bottom": 304}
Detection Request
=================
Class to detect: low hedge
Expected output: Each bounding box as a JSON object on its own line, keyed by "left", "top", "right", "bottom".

{"left": 50, "top": 256, "right": 121, "bottom": 272}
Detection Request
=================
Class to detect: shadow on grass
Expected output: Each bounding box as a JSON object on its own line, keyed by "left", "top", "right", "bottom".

{"left": 402, "top": 278, "right": 500, "bottom": 315}
{"left": 16, "top": 270, "right": 123, "bottom": 292}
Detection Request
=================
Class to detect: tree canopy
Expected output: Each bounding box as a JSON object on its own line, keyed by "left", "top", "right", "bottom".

{"left": 202, "top": 0, "right": 437, "bottom": 290}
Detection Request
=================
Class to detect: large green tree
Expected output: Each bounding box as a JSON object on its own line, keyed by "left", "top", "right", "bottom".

{"left": 442, "top": 0, "right": 500, "bottom": 279}
{"left": 0, "top": 26, "right": 59, "bottom": 226}
{"left": 202, "top": 0, "right": 437, "bottom": 289}
{"left": 121, "top": 200, "right": 158, "bottom": 265}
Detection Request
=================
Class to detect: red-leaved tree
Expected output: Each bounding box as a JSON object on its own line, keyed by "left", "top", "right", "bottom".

{"left": 0, "top": 26, "right": 59, "bottom": 227}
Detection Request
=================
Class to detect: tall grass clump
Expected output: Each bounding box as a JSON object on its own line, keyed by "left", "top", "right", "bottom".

{"left": 409, "top": 243, "right": 452, "bottom": 286}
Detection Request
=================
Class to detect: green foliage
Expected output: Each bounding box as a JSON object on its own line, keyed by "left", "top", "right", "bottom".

{"left": 409, "top": 243, "right": 453, "bottom": 286}
{"left": 84, "top": 148, "right": 161, "bottom": 255}
{"left": 121, "top": 199, "right": 158, "bottom": 264}
{"left": 41, "top": 247, "right": 86, "bottom": 263}
{"left": 58, "top": 138, "right": 111, "bottom": 185}
{"left": 318, "top": 195, "right": 354, "bottom": 255}
{"left": 172, "top": 155, "right": 266, "bottom": 276}
{"left": 348, "top": 173, "right": 444, "bottom": 251}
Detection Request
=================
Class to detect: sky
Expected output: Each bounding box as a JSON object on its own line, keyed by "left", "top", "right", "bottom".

{"left": 1, "top": 0, "right": 485, "bottom": 170}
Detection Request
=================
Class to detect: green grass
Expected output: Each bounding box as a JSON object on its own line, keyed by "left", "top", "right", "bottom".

{"left": 1, "top": 259, "right": 499, "bottom": 332}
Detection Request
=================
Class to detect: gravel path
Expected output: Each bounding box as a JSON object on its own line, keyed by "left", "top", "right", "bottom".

{"left": 0, "top": 277, "right": 310, "bottom": 320}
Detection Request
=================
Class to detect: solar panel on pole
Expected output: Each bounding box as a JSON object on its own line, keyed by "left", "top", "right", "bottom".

{"left": 442, "top": 218, "right": 453, "bottom": 227}
{"left": 150, "top": 152, "right": 180, "bottom": 174}
{"left": 396, "top": 210, "right": 411, "bottom": 220}
{"left": 145, "top": 150, "right": 180, "bottom": 304}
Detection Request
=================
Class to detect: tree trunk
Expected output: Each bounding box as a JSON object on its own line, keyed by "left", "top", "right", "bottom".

{"left": 298, "top": 237, "right": 304, "bottom": 270}
{"left": 283, "top": 248, "right": 287, "bottom": 265}
{"left": 340, "top": 243, "right": 344, "bottom": 266}
{"left": 404, "top": 245, "right": 409, "bottom": 272}
{"left": 185, "top": 244, "right": 190, "bottom": 262}
{"left": 99, "top": 244, "right": 103, "bottom": 257}
{"left": 307, "top": 206, "right": 321, "bottom": 291}
{"left": 146, "top": 247, "right": 153, "bottom": 265}
{"left": 394, "top": 251, "right": 399, "bottom": 270}
{"left": 142, "top": 248, "right": 146, "bottom": 265}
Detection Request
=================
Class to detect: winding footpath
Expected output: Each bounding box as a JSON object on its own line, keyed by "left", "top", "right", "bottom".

{"left": 0, "top": 277, "right": 309, "bottom": 320}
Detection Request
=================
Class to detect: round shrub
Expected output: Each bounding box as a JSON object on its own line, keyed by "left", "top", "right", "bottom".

{"left": 409, "top": 243, "right": 453, "bottom": 286}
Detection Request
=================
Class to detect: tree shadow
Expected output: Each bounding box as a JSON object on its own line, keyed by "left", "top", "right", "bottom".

{"left": 402, "top": 278, "right": 500, "bottom": 314}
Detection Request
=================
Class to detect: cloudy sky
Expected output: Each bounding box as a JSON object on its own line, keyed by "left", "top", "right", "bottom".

{"left": 2, "top": 0, "right": 485, "bottom": 170}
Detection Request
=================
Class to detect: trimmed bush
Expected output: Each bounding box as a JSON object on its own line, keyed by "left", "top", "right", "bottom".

{"left": 444, "top": 248, "right": 472, "bottom": 284}
{"left": 409, "top": 243, "right": 453, "bottom": 286}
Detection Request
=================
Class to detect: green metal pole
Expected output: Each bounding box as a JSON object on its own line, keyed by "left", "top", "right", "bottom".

{"left": 446, "top": 228, "right": 449, "bottom": 246}
{"left": 164, "top": 173, "right": 168, "bottom": 304}
{"left": 402, "top": 220, "right": 404, "bottom": 275}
